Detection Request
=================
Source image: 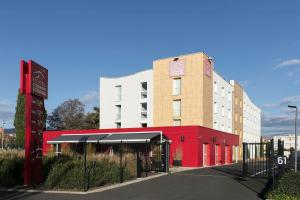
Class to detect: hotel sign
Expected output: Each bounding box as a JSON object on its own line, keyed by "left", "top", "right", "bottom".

{"left": 204, "top": 59, "right": 212, "bottom": 78}
{"left": 20, "top": 60, "right": 48, "bottom": 186}
{"left": 31, "top": 62, "right": 48, "bottom": 99}
{"left": 170, "top": 59, "right": 185, "bottom": 77}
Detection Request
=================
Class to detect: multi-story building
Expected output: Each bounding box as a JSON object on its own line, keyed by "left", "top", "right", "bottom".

{"left": 243, "top": 92, "right": 261, "bottom": 143}
{"left": 274, "top": 135, "right": 300, "bottom": 156}
{"left": 213, "top": 71, "right": 233, "bottom": 133}
{"left": 100, "top": 52, "right": 261, "bottom": 158}
{"left": 100, "top": 69, "right": 153, "bottom": 128}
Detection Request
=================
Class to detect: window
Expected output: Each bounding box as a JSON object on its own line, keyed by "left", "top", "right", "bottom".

{"left": 141, "top": 82, "right": 147, "bottom": 98}
{"left": 228, "top": 91, "right": 231, "bottom": 101}
{"left": 221, "top": 124, "right": 225, "bottom": 131}
{"left": 173, "top": 78, "right": 181, "bottom": 95}
{"left": 222, "top": 105, "right": 225, "bottom": 117}
{"left": 235, "top": 112, "right": 237, "bottom": 122}
{"left": 115, "top": 85, "right": 121, "bottom": 101}
{"left": 213, "top": 121, "right": 218, "bottom": 129}
{"left": 173, "top": 119, "right": 181, "bottom": 126}
{"left": 228, "top": 126, "right": 232, "bottom": 133}
{"left": 222, "top": 87, "right": 225, "bottom": 97}
{"left": 173, "top": 100, "right": 181, "bottom": 117}
{"left": 235, "top": 97, "right": 238, "bottom": 105}
{"left": 214, "top": 102, "right": 218, "bottom": 113}
{"left": 214, "top": 81, "right": 218, "bottom": 93}
{"left": 141, "top": 123, "right": 147, "bottom": 127}
{"left": 116, "top": 105, "right": 121, "bottom": 120}
{"left": 55, "top": 144, "right": 61, "bottom": 156}
{"left": 141, "top": 103, "right": 147, "bottom": 119}
{"left": 228, "top": 109, "right": 231, "bottom": 119}
{"left": 116, "top": 122, "right": 121, "bottom": 128}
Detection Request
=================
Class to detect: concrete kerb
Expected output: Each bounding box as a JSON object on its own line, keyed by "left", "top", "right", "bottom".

{"left": 0, "top": 173, "right": 167, "bottom": 195}
{"left": 0, "top": 163, "right": 238, "bottom": 195}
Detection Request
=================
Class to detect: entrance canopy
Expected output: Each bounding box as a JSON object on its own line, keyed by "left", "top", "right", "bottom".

{"left": 99, "top": 132, "right": 161, "bottom": 144}
{"left": 47, "top": 132, "right": 163, "bottom": 144}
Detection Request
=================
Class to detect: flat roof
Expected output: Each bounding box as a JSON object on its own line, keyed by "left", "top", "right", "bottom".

{"left": 47, "top": 132, "right": 162, "bottom": 144}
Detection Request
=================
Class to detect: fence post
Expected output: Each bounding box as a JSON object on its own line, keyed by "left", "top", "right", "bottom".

{"left": 242, "top": 142, "right": 247, "bottom": 177}
{"left": 145, "top": 140, "right": 148, "bottom": 177}
{"left": 83, "top": 142, "right": 87, "bottom": 192}
{"left": 120, "top": 141, "right": 123, "bottom": 183}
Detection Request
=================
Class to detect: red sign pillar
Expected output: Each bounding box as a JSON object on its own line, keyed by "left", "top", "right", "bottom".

{"left": 20, "top": 60, "right": 48, "bottom": 185}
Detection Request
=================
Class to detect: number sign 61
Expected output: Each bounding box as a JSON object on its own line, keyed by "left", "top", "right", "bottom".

{"left": 277, "top": 156, "right": 287, "bottom": 165}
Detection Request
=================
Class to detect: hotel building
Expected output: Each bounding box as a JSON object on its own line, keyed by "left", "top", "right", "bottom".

{"left": 99, "top": 52, "right": 261, "bottom": 156}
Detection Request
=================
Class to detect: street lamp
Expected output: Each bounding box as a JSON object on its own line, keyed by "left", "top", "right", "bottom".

{"left": 288, "top": 105, "right": 298, "bottom": 172}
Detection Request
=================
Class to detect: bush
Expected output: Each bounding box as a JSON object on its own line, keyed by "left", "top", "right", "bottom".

{"left": 0, "top": 155, "right": 24, "bottom": 187}
{"left": 44, "top": 156, "right": 133, "bottom": 190}
{"left": 267, "top": 171, "right": 300, "bottom": 200}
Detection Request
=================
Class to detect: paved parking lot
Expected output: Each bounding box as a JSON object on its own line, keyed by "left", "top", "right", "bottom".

{"left": 0, "top": 164, "right": 268, "bottom": 200}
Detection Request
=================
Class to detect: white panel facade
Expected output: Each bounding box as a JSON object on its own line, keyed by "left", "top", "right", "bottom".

{"left": 213, "top": 71, "right": 233, "bottom": 133}
{"left": 243, "top": 92, "right": 261, "bottom": 143}
{"left": 100, "top": 69, "right": 153, "bottom": 128}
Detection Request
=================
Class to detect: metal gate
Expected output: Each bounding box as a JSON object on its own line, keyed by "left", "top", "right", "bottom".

{"left": 242, "top": 139, "right": 287, "bottom": 177}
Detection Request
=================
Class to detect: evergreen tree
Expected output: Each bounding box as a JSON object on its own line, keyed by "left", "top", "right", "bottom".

{"left": 13, "top": 90, "right": 25, "bottom": 148}
{"left": 13, "top": 90, "right": 47, "bottom": 148}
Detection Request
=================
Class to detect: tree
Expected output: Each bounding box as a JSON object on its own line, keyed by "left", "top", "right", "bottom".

{"left": 13, "top": 90, "right": 47, "bottom": 148}
{"left": 47, "top": 99, "right": 86, "bottom": 130}
{"left": 13, "top": 90, "right": 25, "bottom": 148}
{"left": 84, "top": 107, "right": 100, "bottom": 129}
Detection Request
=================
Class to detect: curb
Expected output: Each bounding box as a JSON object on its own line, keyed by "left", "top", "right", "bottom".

{"left": 0, "top": 173, "right": 167, "bottom": 195}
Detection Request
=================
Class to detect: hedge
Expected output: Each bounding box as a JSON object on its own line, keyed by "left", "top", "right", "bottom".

{"left": 44, "top": 156, "right": 133, "bottom": 190}
{"left": 0, "top": 155, "right": 24, "bottom": 187}
{"left": 266, "top": 171, "right": 300, "bottom": 200}
{"left": 0, "top": 153, "right": 134, "bottom": 190}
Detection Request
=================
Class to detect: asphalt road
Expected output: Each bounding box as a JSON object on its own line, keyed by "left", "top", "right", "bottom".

{"left": 0, "top": 164, "right": 268, "bottom": 200}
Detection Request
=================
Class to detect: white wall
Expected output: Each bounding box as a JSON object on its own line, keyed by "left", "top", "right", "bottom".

{"left": 243, "top": 91, "right": 261, "bottom": 143}
{"left": 100, "top": 69, "right": 153, "bottom": 128}
{"left": 213, "top": 71, "right": 233, "bottom": 133}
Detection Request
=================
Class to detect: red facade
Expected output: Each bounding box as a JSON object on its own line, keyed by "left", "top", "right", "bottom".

{"left": 43, "top": 126, "right": 238, "bottom": 167}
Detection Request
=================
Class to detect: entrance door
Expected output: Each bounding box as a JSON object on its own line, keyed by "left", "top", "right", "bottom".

{"left": 203, "top": 143, "right": 210, "bottom": 166}
{"left": 215, "top": 144, "right": 221, "bottom": 165}
{"left": 225, "top": 145, "right": 230, "bottom": 164}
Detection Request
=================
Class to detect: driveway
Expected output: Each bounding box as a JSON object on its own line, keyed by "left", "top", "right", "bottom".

{"left": 0, "top": 164, "right": 268, "bottom": 200}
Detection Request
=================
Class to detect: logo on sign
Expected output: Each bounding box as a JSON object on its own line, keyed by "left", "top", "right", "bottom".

{"left": 31, "top": 62, "right": 48, "bottom": 99}
{"left": 170, "top": 59, "right": 185, "bottom": 77}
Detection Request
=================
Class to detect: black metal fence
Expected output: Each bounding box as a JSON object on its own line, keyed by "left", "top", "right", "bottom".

{"left": 77, "top": 141, "right": 170, "bottom": 191}
{"left": 242, "top": 139, "right": 292, "bottom": 178}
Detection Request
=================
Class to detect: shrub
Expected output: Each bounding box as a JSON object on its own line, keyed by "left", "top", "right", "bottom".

{"left": 0, "top": 155, "right": 24, "bottom": 187}
{"left": 267, "top": 171, "right": 300, "bottom": 200}
{"left": 44, "top": 155, "right": 133, "bottom": 190}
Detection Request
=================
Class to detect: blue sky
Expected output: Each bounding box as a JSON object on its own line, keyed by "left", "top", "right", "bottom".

{"left": 0, "top": 0, "right": 299, "bottom": 135}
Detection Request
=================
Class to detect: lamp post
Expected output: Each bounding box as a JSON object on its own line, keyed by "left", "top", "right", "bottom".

{"left": 288, "top": 105, "right": 298, "bottom": 172}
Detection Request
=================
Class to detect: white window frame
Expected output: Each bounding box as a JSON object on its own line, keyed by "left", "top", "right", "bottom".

{"left": 173, "top": 78, "right": 181, "bottom": 96}
{"left": 173, "top": 100, "right": 181, "bottom": 117}
{"left": 173, "top": 119, "right": 181, "bottom": 126}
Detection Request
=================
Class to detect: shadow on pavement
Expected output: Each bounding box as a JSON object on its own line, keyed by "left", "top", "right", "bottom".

{"left": 209, "top": 163, "right": 270, "bottom": 199}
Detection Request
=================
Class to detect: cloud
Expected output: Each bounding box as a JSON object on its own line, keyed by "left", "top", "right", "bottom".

{"left": 0, "top": 99, "right": 15, "bottom": 127}
{"left": 279, "top": 95, "right": 300, "bottom": 106}
{"left": 261, "top": 114, "right": 299, "bottom": 135}
{"left": 80, "top": 91, "right": 99, "bottom": 110}
{"left": 273, "top": 59, "right": 300, "bottom": 70}
{"left": 262, "top": 95, "right": 300, "bottom": 109}
{"left": 239, "top": 80, "right": 250, "bottom": 88}
{"left": 261, "top": 103, "right": 278, "bottom": 109}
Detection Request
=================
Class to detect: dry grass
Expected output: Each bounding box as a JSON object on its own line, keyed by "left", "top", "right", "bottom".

{"left": 0, "top": 149, "right": 24, "bottom": 159}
